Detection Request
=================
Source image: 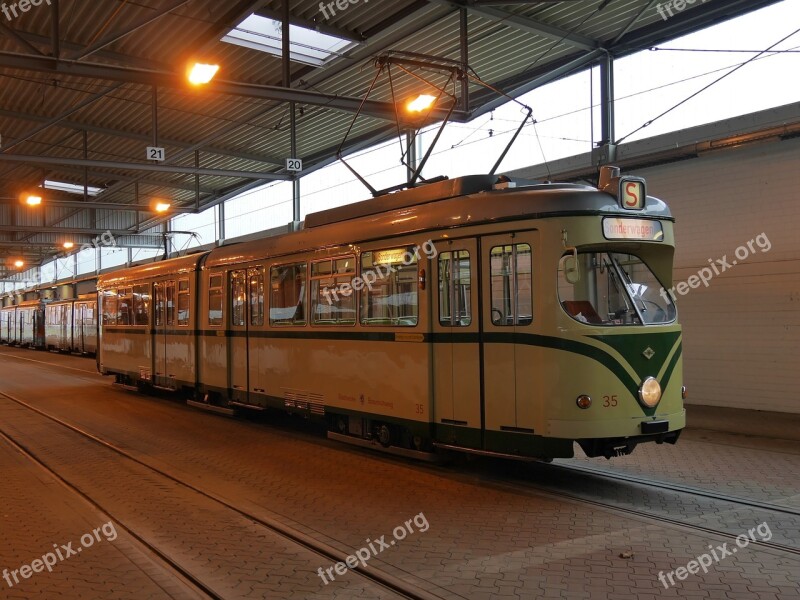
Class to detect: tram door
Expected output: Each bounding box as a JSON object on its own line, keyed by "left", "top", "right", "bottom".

{"left": 432, "top": 239, "right": 482, "bottom": 448}
{"left": 152, "top": 282, "right": 173, "bottom": 386}
{"left": 246, "top": 267, "right": 265, "bottom": 398}
{"left": 481, "top": 232, "right": 540, "bottom": 448}
{"left": 228, "top": 270, "right": 249, "bottom": 403}
{"left": 75, "top": 303, "right": 85, "bottom": 352}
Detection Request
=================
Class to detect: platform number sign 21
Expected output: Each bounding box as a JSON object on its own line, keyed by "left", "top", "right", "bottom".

{"left": 147, "top": 147, "right": 166, "bottom": 161}
{"left": 286, "top": 158, "right": 303, "bottom": 173}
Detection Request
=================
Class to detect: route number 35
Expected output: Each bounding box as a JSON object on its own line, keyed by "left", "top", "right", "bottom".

{"left": 603, "top": 395, "right": 618, "bottom": 408}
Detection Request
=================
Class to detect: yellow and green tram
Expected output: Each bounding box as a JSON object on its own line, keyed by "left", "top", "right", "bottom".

{"left": 97, "top": 167, "right": 685, "bottom": 460}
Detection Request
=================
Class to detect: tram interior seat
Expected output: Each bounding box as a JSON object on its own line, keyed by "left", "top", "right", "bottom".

{"left": 561, "top": 301, "right": 603, "bottom": 324}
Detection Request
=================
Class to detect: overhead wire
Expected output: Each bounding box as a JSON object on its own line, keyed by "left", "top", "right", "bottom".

{"left": 615, "top": 27, "right": 800, "bottom": 144}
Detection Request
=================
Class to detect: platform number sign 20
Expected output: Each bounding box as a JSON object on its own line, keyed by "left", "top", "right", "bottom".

{"left": 147, "top": 147, "right": 166, "bottom": 161}
{"left": 286, "top": 158, "right": 303, "bottom": 172}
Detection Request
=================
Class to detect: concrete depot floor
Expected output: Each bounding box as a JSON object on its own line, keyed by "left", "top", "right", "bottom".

{"left": 0, "top": 345, "right": 798, "bottom": 600}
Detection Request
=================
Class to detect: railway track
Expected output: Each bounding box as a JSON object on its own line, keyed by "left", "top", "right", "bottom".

{"left": 0, "top": 389, "right": 453, "bottom": 600}
{"left": 416, "top": 458, "right": 800, "bottom": 559}
{"left": 2, "top": 350, "right": 798, "bottom": 583}
{"left": 544, "top": 461, "right": 800, "bottom": 517}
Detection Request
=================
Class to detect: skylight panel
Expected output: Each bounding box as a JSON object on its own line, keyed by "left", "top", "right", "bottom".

{"left": 42, "top": 180, "right": 102, "bottom": 196}
{"left": 221, "top": 14, "right": 354, "bottom": 67}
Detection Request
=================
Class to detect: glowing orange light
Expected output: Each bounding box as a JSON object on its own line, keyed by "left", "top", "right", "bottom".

{"left": 407, "top": 94, "right": 436, "bottom": 113}
{"left": 188, "top": 63, "right": 220, "bottom": 85}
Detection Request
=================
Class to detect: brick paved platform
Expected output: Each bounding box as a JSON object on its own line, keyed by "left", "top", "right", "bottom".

{"left": 1, "top": 346, "right": 798, "bottom": 600}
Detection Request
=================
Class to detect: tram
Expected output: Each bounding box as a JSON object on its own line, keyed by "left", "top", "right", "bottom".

{"left": 97, "top": 168, "right": 685, "bottom": 460}
{"left": 45, "top": 295, "right": 99, "bottom": 354}
{"left": 0, "top": 300, "right": 45, "bottom": 348}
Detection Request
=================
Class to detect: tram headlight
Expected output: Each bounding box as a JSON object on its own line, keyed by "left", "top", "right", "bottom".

{"left": 576, "top": 395, "right": 592, "bottom": 409}
{"left": 638, "top": 377, "right": 662, "bottom": 408}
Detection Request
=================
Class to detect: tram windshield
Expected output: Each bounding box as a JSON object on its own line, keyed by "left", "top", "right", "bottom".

{"left": 558, "top": 251, "right": 676, "bottom": 326}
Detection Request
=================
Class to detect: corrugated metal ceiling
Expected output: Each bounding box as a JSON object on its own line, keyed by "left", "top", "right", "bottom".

{"left": 0, "top": 0, "right": 781, "bottom": 270}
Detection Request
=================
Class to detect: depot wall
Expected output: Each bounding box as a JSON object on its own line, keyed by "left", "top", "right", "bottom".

{"left": 640, "top": 136, "right": 800, "bottom": 414}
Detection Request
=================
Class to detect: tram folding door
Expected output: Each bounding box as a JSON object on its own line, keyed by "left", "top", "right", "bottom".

{"left": 153, "top": 281, "right": 174, "bottom": 388}
{"left": 228, "top": 270, "right": 249, "bottom": 403}
{"left": 480, "top": 231, "right": 541, "bottom": 449}
{"left": 432, "top": 238, "right": 482, "bottom": 449}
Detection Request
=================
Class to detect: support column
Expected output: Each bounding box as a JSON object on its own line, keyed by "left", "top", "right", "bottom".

{"left": 283, "top": 0, "right": 301, "bottom": 229}
{"left": 460, "top": 9, "right": 469, "bottom": 112}
{"left": 217, "top": 201, "right": 225, "bottom": 246}
{"left": 597, "top": 52, "right": 616, "bottom": 165}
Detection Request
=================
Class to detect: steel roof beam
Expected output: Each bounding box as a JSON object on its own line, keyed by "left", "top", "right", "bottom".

{"left": 0, "top": 21, "right": 46, "bottom": 55}
{"left": 0, "top": 238, "right": 161, "bottom": 249}
{"left": 0, "top": 31, "right": 170, "bottom": 72}
{"left": 254, "top": 8, "right": 364, "bottom": 43}
{"left": 0, "top": 153, "right": 288, "bottom": 181}
{"left": 0, "top": 84, "right": 125, "bottom": 156}
{"left": 0, "top": 197, "right": 199, "bottom": 213}
{"left": 72, "top": 0, "right": 191, "bottom": 61}
{"left": 426, "top": 0, "right": 598, "bottom": 51}
{"left": 469, "top": 49, "right": 605, "bottom": 118}
{"left": 0, "top": 109, "right": 286, "bottom": 167}
{"left": 0, "top": 52, "right": 468, "bottom": 122}
{"left": 0, "top": 225, "right": 148, "bottom": 235}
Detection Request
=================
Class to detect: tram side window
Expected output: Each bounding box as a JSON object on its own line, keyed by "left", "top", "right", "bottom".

{"left": 249, "top": 268, "right": 264, "bottom": 327}
{"left": 270, "top": 263, "right": 307, "bottom": 326}
{"left": 166, "top": 282, "right": 176, "bottom": 326}
{"left": 231, "top": 271, "right": 247, "bottom": 327}
{"left": 88, "top": 302, "right": 97, "bottom": 326}
{"left": 102, "top": 291, "right": 118, "bottom": 326}
{"left": 154, "top": 285, "right": 164, "bottom": 326}
{"left": 490, "top": 244, "right": 532, "bottom": 326}
{"left": 117, "top": 288, "right": 133, "bottom": 326}
{"left": 311, "top": 256, "right": 356, "bottom": 326}
{"left": 439, "top": 251, "right": 471, "bottom": 327}
{"left": 208, "top": 274, "right": 224, "bottom": 326}
{"left": 177, "top": 279, "right": 190, "bottom": 326}
{"left": 360, "top": 248, "right": 418, "bottom": 327}
{"left": 133, "top": 284, "right": 150, "bottom": 326}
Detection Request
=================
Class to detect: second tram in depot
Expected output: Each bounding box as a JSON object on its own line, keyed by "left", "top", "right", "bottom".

{"left": 97, "top": 167, "right": 685, "bottom": 460}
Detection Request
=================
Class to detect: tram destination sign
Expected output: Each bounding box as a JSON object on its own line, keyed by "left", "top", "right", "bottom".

{"left": 602, "top": 218, "right": 664, "bottom": 241}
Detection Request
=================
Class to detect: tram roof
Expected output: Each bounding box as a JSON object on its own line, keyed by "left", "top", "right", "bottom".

{"left": 98, "top": 252, "right": 207, "bottom": 288}
{"left": 201, "top": 175, "right": 672, "bottom": 270}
